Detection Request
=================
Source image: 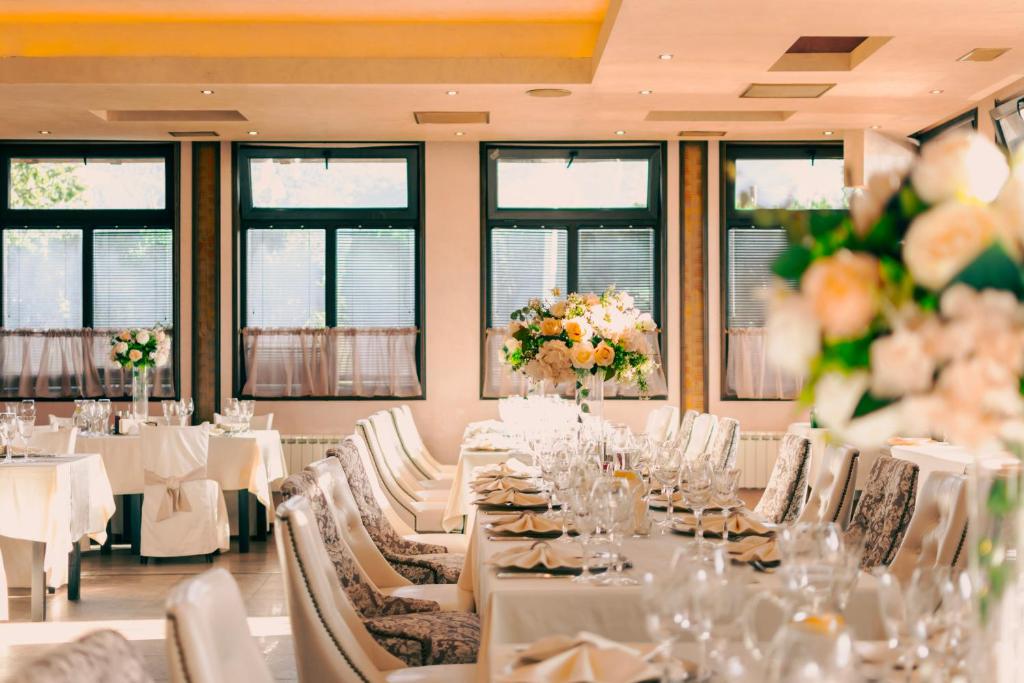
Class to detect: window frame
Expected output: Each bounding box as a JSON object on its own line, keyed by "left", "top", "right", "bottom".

{"left": 233, "top": 143, "right": 426, "bottom": 401}
{"left": 912, "top": 108, "right": 978, "bottom": 145}
{"left": 720, "top": 141, "right": 844, "bottom": 401}
{"left": 0, "top": 141, "right": 180, "bottom": 401}
{"left": 480, "top": 142, "right": 668, "bottom": 400}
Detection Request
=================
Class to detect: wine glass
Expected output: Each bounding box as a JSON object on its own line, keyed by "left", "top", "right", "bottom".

{"left": 181, "top": 397, "right": 195, "bottom": 426}
{"left": 642, "top": 571, "right": 682, "bottom": 682}
{"left": 95, "top": 398, "right": 111, "bottom": 435}
{"left": 777, "top": 522, "right": 844, "bottom": 613}
{"left": 683, "top": 462, "right": 713, "bottom": 545}
{"left": 240, "top": 399, "right": 255, "bottom": 430}
{"left": 651, "top": 443, "right": 682, "bottom": 529}
{"left": 592, "top": 475, "right": 637, "bottom": 586}
{"left": 17, "top": 400, "right": 35, "bottom": 446}
{"left": 570, "top": 486, "right": 600, "bottom": 584}
{"left": 0, "top": 411, "right": 17, "bottom": 462}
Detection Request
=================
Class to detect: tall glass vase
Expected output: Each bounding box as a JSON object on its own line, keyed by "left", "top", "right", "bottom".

{"left": 575, "top": 371, "right": 605, "bottom": 464}
{"left": 131, "top": 366, "right": 149, "bottom": 420}
{"left": 969, "top": 453, "right": 1024, "bottom": 683}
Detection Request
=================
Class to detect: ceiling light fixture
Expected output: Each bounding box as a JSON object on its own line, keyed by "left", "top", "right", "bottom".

{"left": 200, "top": 89, "right": 214, "bottom": 95}
{"left": 659, "top": 53, "right": 674, "bottom": 60}
{"left": 930, "top": 89, "right": 944, "bottom": 94}
{"left": 38, "top": 130, "right": 51, "bottom": 135}
{"left": 871, "top": 124, "right": 882, "bottom": 130}
{"left": 823, "top": 130, "right": 834, "bottom": 135}
{"left": 247, "top": 130, "right": 259, "bottom": 136}
{"left": 639, "top": 89, "right": 653, "bottom": 95}
{"left": 446, "top": 90, "right": 458, "bottom": 96}
{"left": 615, "top": 130, "right": 626, "bottom": 136}
{"left": 455, "top": 131, "right": 465, "bottom": 136}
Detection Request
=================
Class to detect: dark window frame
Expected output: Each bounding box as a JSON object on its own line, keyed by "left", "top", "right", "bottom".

{"left": 720, "top": 141, "right": 844, "bottom": 401}
{"left": 912, "top": 108, "right": 978, "bottom": 145}
{"left": 233, "top": 143, "right": 426, "bottom": 401}
{"left": 480, "top": 142, "right": 668, "bottom": 400}
{"left": 0, "top": 141, "right": 180, "bottom": 401}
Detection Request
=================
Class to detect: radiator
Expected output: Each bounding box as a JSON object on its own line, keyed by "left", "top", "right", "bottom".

{"left": 736, "top": 431, "right": 785, "bottom": 488}
{"left": 279, "top": 434, "right": 344, "bottom": 482}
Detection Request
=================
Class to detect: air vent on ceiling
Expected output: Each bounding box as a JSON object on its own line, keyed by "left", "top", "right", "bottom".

{"left": 414, "top": 111, "right": 490, "bottom": 124}
{"left": 678, "top": 131, "right": 727, "bottom": 137}
{"left": 740, "top": 83, "right": 835, "bottom": 98}
{"left": 958, "top": 48, "right": 1010, "bottom": 62}
{"left": 787, "top": 36, "right": 867, "bottom": 53}
{"left": 647, "top": 110, "right": 794, "bottom": 122}
{"left": 94, "top": 110, "right": 247, "bottom": 122}
{"left": 770, "top": 36, "right": 890, "bottom": 72}
{"left": 168, "top": 131, "right": 219, "bottom": 138}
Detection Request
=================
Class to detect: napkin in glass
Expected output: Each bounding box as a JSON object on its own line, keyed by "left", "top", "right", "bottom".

{"left": 490, "top": 541, "right": 583, "bottom": 571}
{"left": 672, "top": 512, "right": 771, "bottom": 538}
{"left": 489, "top": 512, "right": 564, "bottom": 536}
{"left": 497, "top": 632, "right": 663, "bottom": 683}
{"left": 472, "top": 477, "right": 540, "bottom": 494}
{"left": 475, "top": 488, "right": 549, "bottom": 508}
{"left": 727, "top": 535, "right": 780, "bottom": 563}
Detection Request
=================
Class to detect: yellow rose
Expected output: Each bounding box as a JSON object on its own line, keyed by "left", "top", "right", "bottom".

{"left": 594, "top": 341, "right": 616, "bottom": 367}
{"left": 570, "top": 341, "right": 596, "bottom": 369}
{"left": 563, "top": 318, "right": 592, "bottom": 343}
{"left": 539, "top": 317, "right": 563, "bottom": 336}
{"left": 801, "top": 250, "right": 881, "bottom": 339}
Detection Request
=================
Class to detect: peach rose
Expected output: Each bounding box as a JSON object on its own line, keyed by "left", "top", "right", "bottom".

{"left": 539, "top": 317, "right": 563, "bottom": 336}
{"left": 903, "top": 202, "right": 1004, "bottom": 291}
{"left": 593, "top": 341, "right": 616, "bottom": 367}
{"left": 128, "top": 349, "right": 143, "bottom": 362}
{"left": 801, "top": 250, "right": 881, "bottom": 339}
{"left": 549, "top": 300, "right": 568, "bottom": 318}
{"left": 569, "top": 341, "right": 596, "bottom": 369}
{"left": 869, "top": 330, "right": 935, "bottom": 398}
{"left": 536, "top": 340, "right": 574, "bottom": 383}
{"left": 563, "top": 318, "right": 592, "bottom": 343}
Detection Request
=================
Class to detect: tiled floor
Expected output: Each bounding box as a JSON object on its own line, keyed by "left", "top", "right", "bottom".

{"left": 0, "top": 539, "right": 295, "bottom": 681}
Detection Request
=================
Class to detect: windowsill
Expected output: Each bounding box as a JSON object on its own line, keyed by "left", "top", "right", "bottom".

{"left": 236, "top": 395, "right": 426, "bottom": 402}
{"left": 479, "top": 394, "right": 670, "bottom": 402}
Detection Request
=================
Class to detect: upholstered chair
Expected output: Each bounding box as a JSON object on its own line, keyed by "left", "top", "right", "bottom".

{"left": 28, "top": 425, "right": 78, "bottom": 454}
{"left": 165, "top": 568, "right": 274, "bottom": 683}
{"left": 753, "top": 434, "right": 812, "bottom": 524}
{"left": 275, "top": 496, "right": 480, "bottom": 680}
{"left": 368, "top": 412, "right": 451, "bottom": 495}
{"left": 673, "top": 409, "right": 699, "bottom": 450}
{"left": 390, "top": 406, "right": 457, "bottom": 480}
{"left": 889, "top": 472, "right": 967, "bottom": 582}
{"left": 643, "top": 405, "right": 679, "bottom": 444}
{"left": 683, "top": 413, "right": 718, "bottom": 461}
{"left": 844, "top": 455, "right": 920, "bottom": 570}
{"left": 705, "top": 417, "right": 740, "bottom": 472}
{"left": 8, "top": 630, "right": 151, "bottom": 683}
{"left": 799, "top": 444, "right": 859, "bottom": 528}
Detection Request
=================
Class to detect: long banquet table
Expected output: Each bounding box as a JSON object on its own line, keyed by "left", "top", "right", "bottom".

{"left": 441, "top": 445, "right": 517, "bottom": 533}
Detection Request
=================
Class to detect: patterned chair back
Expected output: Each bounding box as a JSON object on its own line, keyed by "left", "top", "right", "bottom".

{"left": 753, "top": 434, "right": 811, "bottom": 524}
{"left": 844, "top": 455, "right": 919, "bottom": 569}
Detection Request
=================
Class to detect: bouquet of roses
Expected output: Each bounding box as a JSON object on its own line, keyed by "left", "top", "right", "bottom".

{"left": 766, "top": 131, "right": 1024, "bottom": 451}
{"left": 110, "top": 327, "right": 171, "bottom": 370}
{"left": 500, "top": 286, "right": 659, "bottom": 396}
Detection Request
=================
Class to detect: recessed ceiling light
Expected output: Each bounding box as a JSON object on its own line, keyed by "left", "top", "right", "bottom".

{"left": 455, "top": 131, "right": 465, "bottom": 136}
{"left": 871, "top": 124, "right": 882, "bottom": 130}
{"left": 659, "top": 53, "right": 674, "bottom": 60}
{"left": 38, "top": 130, "right": 51, "bottom": 135}
{"left": 615, "top": 130, "right": 626, "bottom": 136}
{"left": 639, "top": 89, "right": 653, "bottom": 96}
{"left": 446, "top": 90, "right": 458, "bottom": 96}
{"left": 930, "top": 89, "right": 944, "bottom": 94}
{"left": 200, "top": 89, "right": 214, "bottom": 95}
{"left": 823, "top": 130, "right": 834, "bottom": 136}
{"left": 247, "top": 130, "right": 259, "bottom": 136}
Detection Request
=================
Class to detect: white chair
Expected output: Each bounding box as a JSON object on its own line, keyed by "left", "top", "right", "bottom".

{"left": 165, "top": 568, "right": 275, "bottom": 683}
{"left": 643, "top": 405, "right": 679, "bottom": 444}
{"left": 274, "top": 497, "right": 477, "bottom": 683}
{"left": 214, "top": 413, "right": 274, "bottom": 430}
{"left": 29, "top": 425, "right": 78, "bottom": 454}
{"left": 390, "top": 406, "right": 457, "bottom": 479}
{"left": 7, "top": 630, "right": 151, "bottom": 682}
{"left": 368, "top": 412, "right": 450, "bottom": 496}
{"left": 353, "top": 425, "right": 448, "bottom": 534}
{"left": 799, "top": 444, "right": 859, "bottom": 528}
{"left": 306, "top": 457, "right": 471, "bottom": 610}
{"left": 0, "top": 543, "right": 7, "bottom": 622}
{"left": 683, "top": 413, "right": 717, "bottom": 460}
{"left": 889, "top": 472, "right": 968, "bottom": 582}
{"left": 139, "top": 425, "right": 230, "bottom": 560}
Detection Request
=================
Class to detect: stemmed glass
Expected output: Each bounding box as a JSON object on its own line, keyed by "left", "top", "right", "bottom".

{"left": 651, "top": 443, "right": 682, "bottom": 529}
{"left": 570, "top": 486, "right": 600, "bottom": 584}
{"left": 551, "top": 453, "right": 575, "bottom": 542}
{"left": 240, "top": 400, "right": 255, "bottom": 430}
{"left": 0, "top": 411, "right": 17, "bottom": 463}
{"left": 180, "top": 397, "right": 195, "bottom": 426}
{"left": 668, "top": 551, "right": 716, "bottom": 682}
{"left": 592, "top": 475, "right": 637, "bottom": 586}
{"left": 777, "top": 522, "right": 844, "bottom": 613}
{"left": 683, "top": 462, "right": 713, "bottom": 545}
{"left": 17, "top": 400, "right": 35, "bottom": 447}
{"left": 642, "top": 571, "right": 682, "bottom": 683}
{"left": 95, "top": 398, "right": 111, "bottom": 435}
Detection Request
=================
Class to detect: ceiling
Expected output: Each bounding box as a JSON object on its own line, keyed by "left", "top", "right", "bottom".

{"left": 0, "top": 0, "right": 1022, "bottom": 141}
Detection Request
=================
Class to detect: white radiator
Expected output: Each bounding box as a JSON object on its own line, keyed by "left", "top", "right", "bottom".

{"left": 736, "top": 431, "right": 784, "bottom": 488}
{"left": 280, "top": 435, "right": 344, "bottom": 478}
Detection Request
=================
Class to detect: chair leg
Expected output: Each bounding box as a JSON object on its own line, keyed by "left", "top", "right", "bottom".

{"left": 205, "top": 553, "right": 214, "bottom": 564}
{"left": 139, "top": 556, "right": 148, "bottom": 565}
{"left": 237, "top": 490, "right": 250, "bottom": 554}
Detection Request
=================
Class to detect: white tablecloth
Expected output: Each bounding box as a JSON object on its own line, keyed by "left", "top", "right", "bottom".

{"left": 440, "top": 447, "right": 517, "bottom": 533}
{"left": 0, "top": 454, "right": 115, "bottom": 588}
{"left": 890, "top": 441, "right": 1017, "bottom": 506}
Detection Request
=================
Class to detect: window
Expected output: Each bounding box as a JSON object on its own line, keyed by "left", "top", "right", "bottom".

{"left": 482, "top": 144, "right": 667, "bottom": 398}
{"left": 237, "top": 145, "right": 423, "bottom": 398}
{"left": 0, "top": 143, "right": 177, "bottom": 398}
{"left": 912, "top": 109, "right": 978, "bottom": 146}
{"left": 722, "top": 143, "right": 845, "bottom": 400}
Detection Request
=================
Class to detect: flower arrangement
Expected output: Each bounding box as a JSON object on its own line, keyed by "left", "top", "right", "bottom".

{"left": 110, "top": 327, "right": 171, "bottom": 370}
{"left": 766, "top": 131, "right": 1024, "bottom": 452}
{"left": 500, "top": 286, "right": 659, "bottom": 396}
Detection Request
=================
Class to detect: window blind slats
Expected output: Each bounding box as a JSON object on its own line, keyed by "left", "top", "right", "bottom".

{"left": 336, "top": 228, "right": 415, "bottom": 327}
{"left": 92, "top": 229, "right": 173, "bottom": 328}
{"left": 3, "top": 229, "right": 83, "bottom": 329}
{"left": 489, "top": 228, "right": 568, "bottom": 326}
{"left": 726, "top": 227, "right": 789, "bottom": 328}
{"left": 246, "top": 228, "right": 326, "bottom": 327}
{"left": 577, "top": 227, "right": 655, "bottom": 314}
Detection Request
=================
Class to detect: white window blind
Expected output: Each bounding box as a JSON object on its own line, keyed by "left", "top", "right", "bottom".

{"left": 726, "top": 227, "right": 789, "bottom": 328}
{"left": 246, "top": 228, "right": 326, "bottom": 327}
{"left": 577, "top": 227, "right": 655, "bottom": 313}
{"left": 489, "top": 228, "right": 567, "bottom": 326}
{"left": 92, "top": 229, "right": 173, "bottom": 328}
{"left": 3, "top": 229, "right": 83, "bottom": 329}
{"left": 336, "top": 228, "right": 415, "bottom": 327}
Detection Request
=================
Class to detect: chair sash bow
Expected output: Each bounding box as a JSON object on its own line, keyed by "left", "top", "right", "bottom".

{"left": 144, "top": 467, "right": 206, "bottom": 521}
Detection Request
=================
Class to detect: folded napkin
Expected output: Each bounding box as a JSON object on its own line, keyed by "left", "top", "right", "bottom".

{"left": 673, "top": 512, "right": 771, "bottom": 538}
{"left": 7, "top": 445, "right": 42, "bottom": 456}
{"left": 475, "top": 458, "right": 535, "bottom": 480}
{"left": 490, "top": 512, "right": 563, "bottom": 535}
{"left": 464, "top": 419, "right": 507, "bottom": 439}
{"left": 472, "top": 477, "right": 540, "bottom": 494}
{"left": 727, "top": 535, "right": 780, "bottom": 563}
{"left": 498, "top": 632, "right": 661, "bottom": 683}
{"left": 475, "top": 489, "right": 549, "bottom": 508}
{"left": 491, "top": 541, "right": 583, "bottom": 571}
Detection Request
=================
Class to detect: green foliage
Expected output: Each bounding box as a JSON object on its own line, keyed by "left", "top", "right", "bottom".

{"left": 949, "top": 242, "right": 1024, "bottom": 300}
{"left": 9, "top": 162, "right": 85, "bottom": 209}
{"left": 771, "top": 244, "right": 812, "bottom": 279}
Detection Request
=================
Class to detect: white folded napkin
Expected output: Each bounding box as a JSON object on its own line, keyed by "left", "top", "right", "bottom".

{"left": 727, "top": 535, "right": 780, "bottom": 563}
{"left": 489, "top": 513, "right": 563, "bottom": 535}
{"left": 475, "top": 489, "right": 549, "bottom": 507}
{"left": 490, "top": 541, "right": 583, "bottom": 571}
{"left": 672, "top": 512, "right": 771, "bottom": 538}
{"left": 497, "top": 632, "right": 661, "bottom": 683}
{"left": 472, "top": 477, "right": 540, "bottom": 494}
{"left": 475, "top": 458, "right": 535, "bottom": 479}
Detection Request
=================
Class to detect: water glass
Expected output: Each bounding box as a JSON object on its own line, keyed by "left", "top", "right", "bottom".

{"left": 713, "top": 467, "right": 741, "bottom": 509}
{"left": 683, "top": 462, "right": 713, "bottom": 545}
{"left": 651, "top": 443, "right": 682, "bottom": 529}
{"left": 95, "top": 398, "right": 111, "bottom": 434}
{"left": 592, "top": 475, "right": 637, "bottom": 586}
{"left": 180, "top": 397, "right": 195, "bottom": 426}
{"left": 0, "top": 411, "right": 17, "bottom": 462}
{"left": 571, "top": 490, "right": 600, "bottom": 585}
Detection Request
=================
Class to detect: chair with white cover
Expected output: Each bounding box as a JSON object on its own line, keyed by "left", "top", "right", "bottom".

{"left": 683, "top": 413, "right": 717, "bottom": 461}
{"left": 28, "top": 426, "right": 78, "bottom": 454}
{"left": 8, "top": 630, "right": 151, "bottom": 683}
{"left": 704, "top": 417, "right": 739, "bottom": 472}
{"left": 165, "top": 568, "right": 274, "bottom": 683}
{"left": 214, "top": 413, "right": 274, "bottom": 430}
{"left": 799, "top": 444, "right": 859, "bottom": 528}
{"left": 368, "top": 412, "right": 450, "bottom": 495}
{"left": 889, "top": 472, "right": 967, "bottom": 582}
{"left": 139, "top": 425, "right": 230, "bottom": 561}
{"left": 274, "top": 496, "right": 478, "bottom": 682}
{"left": 753, "top": 434, "right": 812, "bottom": 524}
{"left": 0, "top": 544, "right": 7, "bottom": 622}
{"left": 643, "top": 406, "right": 679, "bottom": 444}
{"left": 843, "top": 455, "right": 919, "bottom": 570}
{"left": 391, "top": 405, "right": 457, "bottom": 478}
{"left": 335, "top": 435, "right": 466, "bottom": 551}
{"left": 355, "top": 422, "right": 448, "bottom": 533}
{"left": 307, "top": 456, "right": 469, "bottom": 602}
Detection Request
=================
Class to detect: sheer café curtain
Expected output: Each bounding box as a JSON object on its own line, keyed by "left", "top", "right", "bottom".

{"left": 0, "top": 328, "right": 175, "bottom": 398}
{"left": 240, "top": 327, "right": 421, "bottom": 398}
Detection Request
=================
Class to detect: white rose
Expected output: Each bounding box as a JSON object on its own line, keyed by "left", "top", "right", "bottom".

{"left": 155, "top": 329, "right": 167, "bottom": 342}
{"left": 636, "top": 312, "right": 657, "bottom": 332}
{"left": 766, "top": 291, "right": 820, "bottom": 376}
{"left": 535, "top": 339, "right": 574, "bottom": 383}
{"left": 814, "top": 371, "right": 905, "bottom": 448}
{"left": 911, "top": 131, "right": 1009, "bottom": 204}
{"left": 617, "top": 291, "right": 635, "bottom": 309}
{"left": 869, "top": 330, "right": 935, "bottom": 398}
{"left": 135, "top": 330, "right": 150, "bottom": 344}
{"left": 549, "top": 300, "right": 568, "bottom": 318}
{"left": 903, "top": 202, "right": 1006, "bottom": 290}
